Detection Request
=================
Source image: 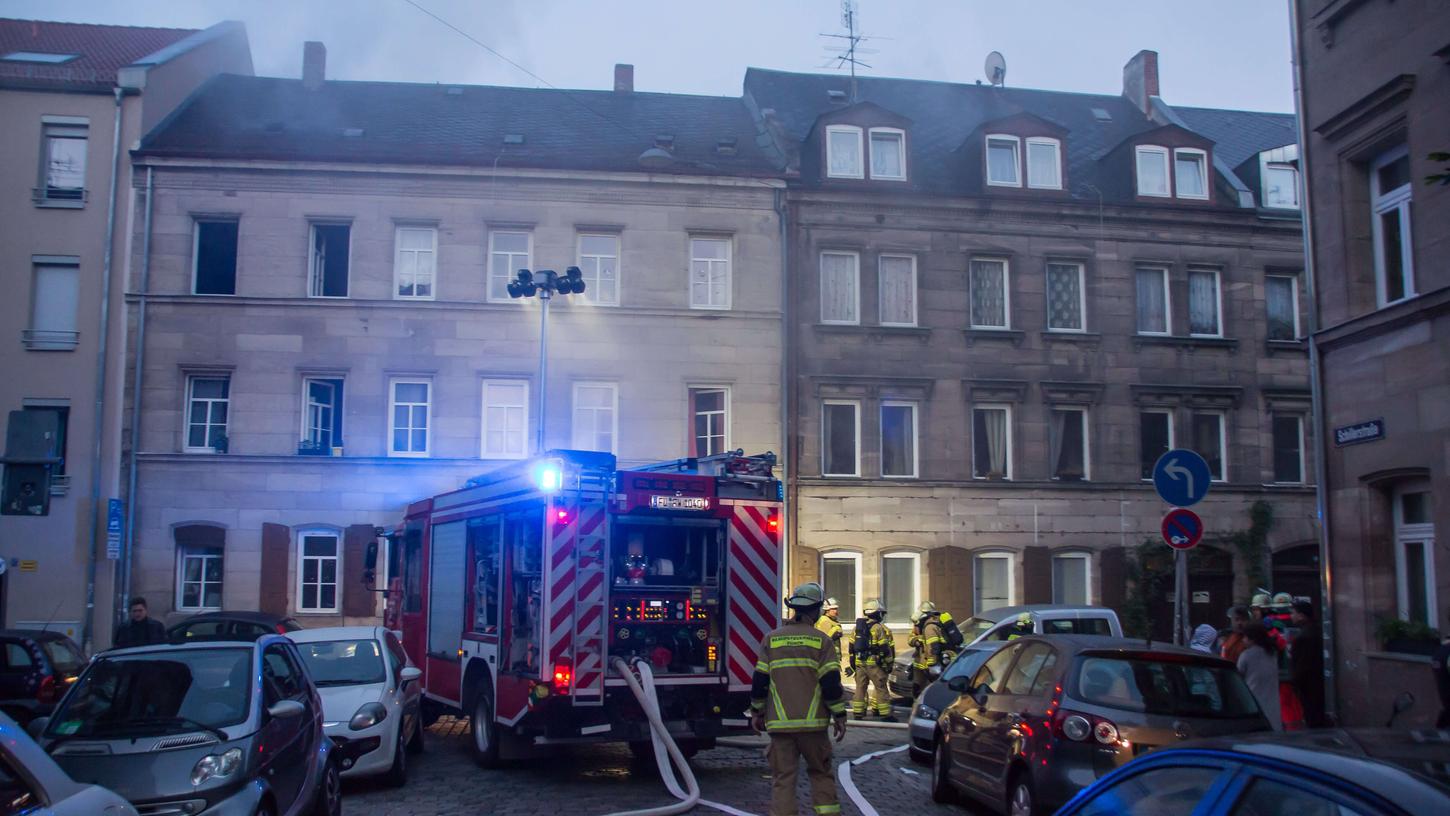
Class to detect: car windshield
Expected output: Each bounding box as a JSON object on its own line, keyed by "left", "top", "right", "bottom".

{"left": 942, "top": 648, "right": 994, "bottom": 682}
{"left": 1072, "top": 655, "right": 1261, "bottom": 719}
{"left": 295, "top": 639, "right": 386, "bottom": 687}
{"left": 45, "top": 647, "right": 252, "bottom": 738}
{"left": 42, "top": 640, "right": 85, "bottom": 673}
{"left": 962, "top": 617, "right": 997, "bottom": 640}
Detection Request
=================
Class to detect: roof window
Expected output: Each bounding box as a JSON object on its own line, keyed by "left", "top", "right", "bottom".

{"left": 1091, "top": 107, "right": 1112, "bottom": 122}
{"left": 827, "top": 89, "right": 848, "bottom": 103}
{"left": 2, "top": 51, "right": 79, "bottom": 64}
{"left": 503, "top": 133, "right": 525, "bottom": 145}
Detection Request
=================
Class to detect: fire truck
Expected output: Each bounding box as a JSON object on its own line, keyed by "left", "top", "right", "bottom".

{"left": 386, "top": 449, "right": 783, "bottom": 766}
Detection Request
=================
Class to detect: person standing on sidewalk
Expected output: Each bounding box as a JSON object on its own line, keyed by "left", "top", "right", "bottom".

{"left": 1289, "top": 601, "right": 1326, "bottom": 728}
{"left": 911, "top": 602, "right": 947, "bottom": 698}
{"left": 113, "top": 597, "right": 167, "bottom": 648}
{"left": 849, "top": 600, "right": 894, "bottom": 721}
{"left": 751, "top": 582, "right": 847, "bottom": 816}
{"left": 815, "top": 597, "right": 843, "bottom": 679}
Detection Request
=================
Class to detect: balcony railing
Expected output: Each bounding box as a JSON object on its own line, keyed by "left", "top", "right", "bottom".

{"left": 21, "top": 329, "right": 79, "bottom": 350}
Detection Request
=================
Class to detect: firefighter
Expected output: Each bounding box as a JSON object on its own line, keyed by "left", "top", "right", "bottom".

{"left": 911, "top": 601, "right": 947, "bottom": 697}
{"left": 815, "top": 597, "right": 843, "bottom": 673}
{"left": 750, "top": 582, "right": 847, "bottom": 816}
{"left": 849, "top": 600, "right": 894, "bottom": 720}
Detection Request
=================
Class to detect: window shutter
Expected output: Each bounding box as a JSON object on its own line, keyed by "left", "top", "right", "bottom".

{"left": 791, "top": 543, "right": 820, "bottom": 587}
{"left": 1022, "top": 546, "right": 1051, "bottom": 605}
{"left": 1099, "top": 548, "right": 1126, "bottom": 614}
{"left": 342, "top": 524, "right": 375, "bottom": 618}
{"left": 687, "top": 390, "right": 699, "bottom": 457}
{"left": 927, "top": 545, "right": 973, "bottom": 618}
{"left": 259, "top": 523, "right": 290, "bottom": 617}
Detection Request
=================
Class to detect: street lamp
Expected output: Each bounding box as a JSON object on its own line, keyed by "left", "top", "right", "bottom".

{"left": 508, "top": 267, "right": 586, "bottom": 453}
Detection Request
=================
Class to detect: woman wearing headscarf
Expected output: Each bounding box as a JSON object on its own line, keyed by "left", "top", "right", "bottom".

{"left": 1237, "top": 623, "right": 1282, "bottom": 730}
{"left": 1189, "top": 623, "right": 1218, "bottom": 654}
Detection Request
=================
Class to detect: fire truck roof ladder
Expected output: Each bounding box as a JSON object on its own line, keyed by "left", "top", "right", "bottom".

{"left": 634, "top": 449, "right": 776, "bottom": 479}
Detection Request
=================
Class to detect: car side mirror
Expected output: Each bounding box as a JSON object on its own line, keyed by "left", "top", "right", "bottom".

{"left": 267, "top": 700, "right": 305, "bottom": 720}
{"left": 399, "top": 666, "right": 422, "bottom": 684}
{"left": 947, "top": 676, "right": 969, "bottom": 693}
{"left": 26, "top": 717, "right": 49, "bottom": 739}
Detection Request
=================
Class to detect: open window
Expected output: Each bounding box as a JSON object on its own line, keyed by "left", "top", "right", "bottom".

{"left": 308, "top": 223, "right": 350, "bottom": 298}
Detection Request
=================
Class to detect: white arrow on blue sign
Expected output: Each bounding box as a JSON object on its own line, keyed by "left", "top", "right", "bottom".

{"left": 1152, "top": 449, "right": 1212, "bottom": 507}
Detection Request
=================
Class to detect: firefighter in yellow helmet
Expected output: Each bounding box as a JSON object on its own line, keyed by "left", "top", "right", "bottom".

{"left": 848, "top": 600, "right": 895, "bottom": 720}
{"left": 751, "top": 582, "right": 847, "bottom": 816}
{"left": 815, "top": 597, "right": 843, "bottom": 678}
{"left": 911, "top": 601, "right": 947, "bottom": 698}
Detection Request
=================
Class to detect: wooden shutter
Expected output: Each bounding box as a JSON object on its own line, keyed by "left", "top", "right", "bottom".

{"left": 791, "top": 543, "right": 820, "bottom": 586}
{"left": 1023, "top": 546, "right": 1051, "bottom": 605}
{"left": 259, "top": 523, "right": 290, "bottom": 617}
{"left": 342, "top": 524, "right": 375, "bottom": 618}
{"left": 1099, "top": 547, "right": 1127, "bottom": 613}
{"left": 927, "top": 545, "right": 973, "bottom": 619}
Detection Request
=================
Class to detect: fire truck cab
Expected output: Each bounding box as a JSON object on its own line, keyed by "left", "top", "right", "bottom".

{"left": 389, "top": 449, "right": 782, "bottom": 765}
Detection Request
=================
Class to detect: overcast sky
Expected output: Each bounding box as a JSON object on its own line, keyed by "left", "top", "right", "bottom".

{"left": 4, "top": 0, "right": 1296, "bottom": 111}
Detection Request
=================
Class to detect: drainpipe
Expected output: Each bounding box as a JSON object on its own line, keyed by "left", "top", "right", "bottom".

{"left": 774, "top": 188, "right": 792, "bottom": 587}
{"left": 119, "top": 166, "right": 154, "bottom": 625}
{"left": 1287, "top": 0, "right": 1336, "bottom": 724}
{"left": 80, "top": 87, "right": 125, "bottom": 651}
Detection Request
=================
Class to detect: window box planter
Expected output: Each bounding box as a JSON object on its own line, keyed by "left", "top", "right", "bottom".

{"left": 1376, "top": 618, "right": 1440, "bottom": 656}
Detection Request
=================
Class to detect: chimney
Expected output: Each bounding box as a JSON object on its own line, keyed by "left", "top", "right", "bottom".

{"left": 614, "top": 63, "right": 634, "bottom": 94}
{"left": 303, "top": 41, "right": 326, "bottom": 90}
{"left": 1121, "top": 49, "right": 1159, "bottom": 113}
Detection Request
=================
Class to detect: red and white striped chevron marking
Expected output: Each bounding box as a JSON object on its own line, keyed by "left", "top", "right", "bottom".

{"left": 571, "top": 503, "right": 609, "bottom": 699}
{"left": 725, "top": 504, "right": 781, "bottom": 691}
{"left": 545, "top": 500, "right": 576, "bottom": 680}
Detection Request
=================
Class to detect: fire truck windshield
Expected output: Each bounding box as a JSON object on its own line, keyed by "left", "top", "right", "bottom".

{"left": 612, "top": 517, "right": 721, "bottom": 589}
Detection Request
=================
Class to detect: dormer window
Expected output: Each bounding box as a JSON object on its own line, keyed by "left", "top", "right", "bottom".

{"left": 1264, "top": 162, "right": 1299, "bottom": 209}
{"left": 1174, "top": 148, "right": 1209, "bottom": 199}
{"left": 1026, "top": 137, "right": 1062, "bottom": 189}
{"left": 869, "top": 128, "right": 906, "bottom": 181}
{"left": 826, "top": 125, "right": 864, "bottom": 179}
{"left": 986, "top": 135, "right": 1021, "bottom": 187}
{"left": 1135, "top": 146, "right": 1170, "bottom": 197}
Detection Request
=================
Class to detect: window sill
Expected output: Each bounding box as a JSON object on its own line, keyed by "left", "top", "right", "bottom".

{"left": 1266, "top": 339, "right": 1307, "bottom": 354}
{"left": 963, "top": 328, "right": 1026, "bottom": 347}
{"left": 1132, "top": 335, "right": 1238, "bottom": 353}
{"left": 814, "top": 324, "right": 931, "bottom": 343}
{"left": 1041, "top": 331, "right": 1101, "bottom": 344}
{"left": 32, "top": 189, "right": 88, "bottom": 208}
{"left": 21, "top": 330, "right": 79, "bottom": 351}
{"left": 1363, "top": 650, "right": 1434, "bottom": 666}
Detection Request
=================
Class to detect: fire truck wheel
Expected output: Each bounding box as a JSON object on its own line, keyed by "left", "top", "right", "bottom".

{"left": 470, "top": 691, "right": 502, "bottom": 768}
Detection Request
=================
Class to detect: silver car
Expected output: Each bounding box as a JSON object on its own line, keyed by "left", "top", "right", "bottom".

{"left": 1, "top": 711, "right": 136, "bottom": 815}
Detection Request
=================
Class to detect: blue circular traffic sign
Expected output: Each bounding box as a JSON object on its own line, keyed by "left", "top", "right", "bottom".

{"left": 1152, "top": 449, "right": 1212, "bottom": 507}
{"left": 1161, "top": 508, "right": 1204, "bottom": 550}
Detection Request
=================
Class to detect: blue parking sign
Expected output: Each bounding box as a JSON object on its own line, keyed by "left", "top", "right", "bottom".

{"left": 1152, "top": 449, "right": 1212, "bottom": 507}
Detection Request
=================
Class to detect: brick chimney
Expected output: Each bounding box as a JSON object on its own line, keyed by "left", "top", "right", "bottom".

{"left": 1121, "top": 50, "right": 1159, "bottom": 113}
{"left": 303, "top": 41, "right": 326, "bottom": 90}
{"left": 614, "top": 63, "right": 634, "bottom": 94}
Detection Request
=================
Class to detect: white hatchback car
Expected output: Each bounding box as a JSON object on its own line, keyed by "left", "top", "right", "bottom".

{"left": 290, "top": 626, "right": 422, "bottom": 787}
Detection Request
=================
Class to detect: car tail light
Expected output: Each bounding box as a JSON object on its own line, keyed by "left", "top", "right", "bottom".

{"left": 36, "top": 675, "right": 58, "bottom": 705}
{"left": 1052, "top": 707, "right": 1123, "bottom": 746}
{"left": 552, "top": 661, "right": 572, "bottom": 695}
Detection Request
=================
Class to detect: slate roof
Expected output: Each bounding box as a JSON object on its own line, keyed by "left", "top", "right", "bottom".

{"left": 139, "top": 74, "right": 780, "bottom": 178}
{"left": 0, "top": 18, "right": 197, "bottom": 92}
{"left": 1170, "top": 105, "right": 1298, "bottom": 169}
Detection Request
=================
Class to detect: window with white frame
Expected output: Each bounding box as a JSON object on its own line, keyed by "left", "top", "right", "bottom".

{"left": 488, "top": 231, "right": 531, "bottom": 302}
{"left": 1191, "top": 411, "right": 1226, "bottom": 482}
{"left": 185, "top": 375, "right": 230, "bottom": 453}
{"left": 1174, "top": 148, "right": 1209, "bottom": 199}
{"left": 1026, "top": 137, "right": 1062, "bottom": 189}
{"left": 1271, "top": 414, "right": 1304, "bottom": 484}
{"left": 974, "top": 552, "right": 1015, "bottom": 611}
{"left": 394, "top": 226, "right": 436, "bottom": 299}
{"left": 572, "top": 382, "right": 617, "bottom": 453}
{"left": 577, "top": 234, "right": 620, "bottom": 306}
{"left": 1046, "top": 261, "right": 1085, "bottom": 331}
{"left": 176, "top": 530, "right": 224, "bottom": 613}
{"left": 868, "top": 128, "right": 906, "bottom": 180}
{"left": 1052, "top": 552, "right": 1091, "bottom": 605}
{"left": 308, "top": 223, "right": 350, "bottom": 298}
{"left": 689, "top": 237, "right": 731, "bottom": 309}
{"left": 481, "top": 379, "right": 529, "bottom": 459}
{"left": 972, "top": 405, "right": 1012, "bottom": 480}
{"left": 880, "top": 401, "right": 918, "bottom": 478}
{"left": 301, "top": 377, "right": 343, "bottom": 451}
{"left": 1371, "top": 146, "right": 1414, "bottom": 306}
{"left": 27, "top": 258, "right": 80, "bottom": 349}
{"left": 826, "top": 125, "right": 864, "bottom": 179}
{"left": 1187, "top": 267, "right": 1222, "bottom": 337}
{"left": 986, "top": 135, "right": 1021, "bottom": 186}
{"left": 878, "top": 254, "right": 917, "bottom": 326}
{"left": 1050, "top": 407, "right": 1089, "bottom": 481}
{"left": 40, "top": 119, "right": 87, "bottom": 203}
{"left": 1266, "top": 275, "right": 1300, "bottom": 341}
{"left": 388, "top": 378, "right": 431, "bottom": 457}
{"left": 688, "top": 387, "right": 729, "bottom": 456}
{"left": 1135, "top": 146, "right": 1170, "bottom": 197}
{"left": 1135, "top": 266, "right": 1170, "bottom": 335}
{"left": 821, "top": 400, "right": 860, "bottom": 477}
{"left": 1264, "top": 163, "right": 1299, "bottom": 209}
{"left": 820, "top": 251, "right": 860, "bottom": 324}
{"left": 1393, "top": 481, "right": 1436, "bottom": 627}
{"left": 881, "top": 552, "right": 920, "bottom": 625}
{"left": 1139, "top": 409, "right": 1174, "bottom": 480}
{"left": 296, "top": 530, "right": 340, "bottom": 613}
{"left": 969, "top": 258, "right": 1010, "bottom": 329}
{"left": 821, "top": 552, "right": 862, "bottom": 621}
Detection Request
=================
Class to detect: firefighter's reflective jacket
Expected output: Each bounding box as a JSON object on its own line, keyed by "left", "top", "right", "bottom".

{"left": 750, "top": 622, "right": 847, "bottom": 732}
{"left": 849, "top": 619, "right": 893, "bottom": 668}
{"left": 814, "top": 615, "right": 843, "bottom": 663}
{"left": 913, "top": 618, "right": 946, "bottom": 669}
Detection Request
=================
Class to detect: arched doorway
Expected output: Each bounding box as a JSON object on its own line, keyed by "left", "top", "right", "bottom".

{"left": 1146, "top": 545, "right": 1234, "bottom": 643}
{"left": 1271, "top": 543, "right": 1322, "bottom": 613}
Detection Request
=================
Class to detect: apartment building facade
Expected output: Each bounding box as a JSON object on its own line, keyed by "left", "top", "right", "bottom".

{"left": 124, "top": 54, "right": 785, "bottom": 626}
{"left": 0, "top": 19, "right": 251, "bottom": 646}
{"left": 1292, "top": 0, "right": 1450, "bottom": 726}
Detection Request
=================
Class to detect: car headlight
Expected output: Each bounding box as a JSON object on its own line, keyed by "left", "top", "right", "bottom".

{"left": 914, "top": 703, "right": 940, "bottom": 721}
{"left": 190, "top": 747, "right": 242, "bottom": 786}
{"left": 349, "top": 702, "right": 388, "bottom": 731}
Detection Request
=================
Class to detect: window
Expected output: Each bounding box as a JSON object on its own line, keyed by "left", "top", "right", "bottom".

{"left": 1026, "top": 137, "right": 1062, "bottom": 189}
{"left": 1046, "top": 262, "right": 1085, "bottom": 332}
{"left": 1229, "top": 777, "right": 1370, "bottom": 816}
{"left": 878, "top": 254, "right": 916, "bottom": 326}
{"left": 868, "top": 128, "right": 906, "bottom": 180}
{"left": 881, "top": 553, "right": 920, "bottom": 625}
{"left": 986, "top": 135, "right": 1021, "bottom": 186}
{"left": 1393, "top": 482, "right": 1435, "bottom": 627}
{"left": 689, "top": 387, "right": 729, "bottom": 456}
{"left": 193, "top": 220, "right": 239, "bottom": 295}
{"left": 1271, "top": 415, "right": 1304, "bottom": 484}
{"left": 1140, "top": 410, "right": 1174, "bottom": 480}
{"left": 262, "top": 645, "right": 305, "bottom": 703}
{"left": 40, "top": 120, "right": 87, "bottom": 203}
{"left": 972, "top": 405, "right": 1012, "bottom": 480}
{"left": 1135, "top": 146, "right": 1170, "bottom": 197}
{"left": 26, "top": 259, "right": 79, "bottom": 350}
{"left": 1187, "top": 267, "right": 1222, "bottom": 337}
{"left": 572, "top": 382, "right": 617, "bottom": 453}
{"left": 969, "top": 258, "right": 1010, "bottom": 329}
{"left": 1135, "top": 266, "right": 1170, "bottom": 335}
{"left": 1050, "top": 407, "right": 1089, "bottom": 481}
{"left": 821, "top": 552, "right": 861, "bottom": 620}
{"left": 689, "top": 237, "right": 731, "bottom": 310}
{"left": 5, "top": 51, "right": 80, "bottom": 63}
{"left": 1191, "top": 411, "right": 1226, "bottom": 482}
{"left": 388, "top": 378, "right": 430, "bottom": 457}
{"left": 394, "top": 226, "right": 436, "bottom": 299}
{"left": 1075, "top": 766, "right": 1224, "bottom": 816}
{"left": 1371, "top": 146, "right": 1414, "bottom": 306}
{"left": 185, "top": 376, "right": 230, "bottom": 453}
{"left": 1052, "top": 553, "right": 1091, "bottom": 605}
{"left": 308, "top": 223, "right": 350, "bottom": 297}
{"left": 825, "top": 125, "right": 863, "bottom": 179}
{"left": 972, "top": 642, "right": 1020, "bottom": 692}
{"left": 301, "top": 377, "right": 343, "bottom": 451}
{"left": 297, "top": 530, "right": 340, "bottom": 613}
{"left": 1174, "top": 148, "right": 1208, "bottom": 199}
{"left": 1266, "top": 275, "right": 1299, "bottom": 340}
{"left": 820, "top": 251, "right": 859, "bottom": 324}
{"left": 880, "top": 401, "right": 918, "bottom": 478}
{"left": 175, "top": 526, "right": 225, "bottom": 613}
{"left": 488, "top": 231, "right": 531, "bottom": 302}
{"left": 577, "top": 234, "right": 620, "bottom": 306}
{"left": 1264, "top": 162, "right": 1299, "bottom": 208}
{"left": 481, "top": 379, "right": 529, "bottom": 459}
{"left": 21, "top": 405, "right": 68, "bottom": 475}
{"left": 974, "top": 552, "right": 1015, "bottom": 611}
{"left": 821, "top": 400, "right": 860, "bottom": 477}
{"left": 1003, "top": 643, "right": 1056, "bottom": 695}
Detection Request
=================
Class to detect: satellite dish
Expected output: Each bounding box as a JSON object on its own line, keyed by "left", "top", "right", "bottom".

{"left": 985, "top": 51, "right": 1006, "bottom": 87}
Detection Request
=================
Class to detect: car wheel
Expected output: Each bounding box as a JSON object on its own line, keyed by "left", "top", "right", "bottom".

{"left": 470, "top": 690, "right": 501, "bottom": 768}
{"left": 406, "top": 709, "right": 425, "bottom": 755}
{"left": 310, "top": 758, "right": 341, "bottom": 816}
{"left": 929, "top": 738, "right": 956, "bottom": 804}
{"left": 383, "top": 721, "right": 409, "bottom": 787}
{"left": 1007, "top": 769, "right": 1036, "bottom": 816}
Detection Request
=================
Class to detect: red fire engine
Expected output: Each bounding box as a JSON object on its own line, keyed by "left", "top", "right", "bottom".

{"left": 385, "top": 449, "right": 782, "bottom": 765}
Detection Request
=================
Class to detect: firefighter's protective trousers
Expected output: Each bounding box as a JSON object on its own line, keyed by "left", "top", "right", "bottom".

{"left": 849, "top": 620, "right": 892, "bottom": 716}
{"left": 767, "top": 730, "right": 838, "bottom": 816}
{"left": 750, "top": 621, "right": 846, "bottom": 815}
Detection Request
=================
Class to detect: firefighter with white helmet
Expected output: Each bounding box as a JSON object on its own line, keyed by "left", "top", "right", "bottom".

{"left": 849, "top": 599, "right": 895, "bottom": 720}
{"left": 815, "top": 597, "right": 843, "bottom": 679}
{"left": 911, "top": 601, "right": 948, "bottom": 697}
{"left": 750, "top": 582, "right": 846, "bottom": 816}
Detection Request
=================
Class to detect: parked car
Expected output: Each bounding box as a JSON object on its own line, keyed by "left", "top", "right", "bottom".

{"left": 930, "top": 635, "right": 1270, "bottom": 816}
{"left": 0, "top": 711, "right": 137, "bottom": 814}
{"left": 907, "top": 642, "right": 1003, "bottom": 763}
{"left": 0, "top": 629, "right": 86, "bottom": 726}
{"left": 35, "top": 636, "right": 339, "bottom": 816}
{"left": 1056, "top": 728, "right": 1450, "bottom": 815}
{"left": 168, "top": 610, "right": 303, "bottom": 642}
{"left": 290, "top": 626, "right": 423, "bottom": 786}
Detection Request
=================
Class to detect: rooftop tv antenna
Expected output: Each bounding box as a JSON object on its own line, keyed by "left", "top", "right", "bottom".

{"left": 985, "top": 51, "right": 1007, "bottom": 87}
{"left": 821, "top": 0, "right": 875, "bottom": 102}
